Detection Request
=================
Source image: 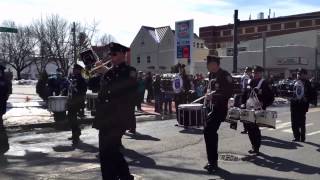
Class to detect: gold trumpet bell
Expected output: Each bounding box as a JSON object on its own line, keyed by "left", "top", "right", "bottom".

{"left": 81, "top": 69, "right": 92, "bottom": 80}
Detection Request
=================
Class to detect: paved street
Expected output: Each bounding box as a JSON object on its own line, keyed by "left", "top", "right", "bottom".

{"left": 0, "top": 84, "right": 319, "bottom": 179}
{"left": 1, "top": 105, "right": 320, "bottom": 179}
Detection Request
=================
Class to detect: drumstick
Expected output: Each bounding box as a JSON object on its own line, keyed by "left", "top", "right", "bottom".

{"left": 191, "top": 91, "right": 215, "bottom": 104}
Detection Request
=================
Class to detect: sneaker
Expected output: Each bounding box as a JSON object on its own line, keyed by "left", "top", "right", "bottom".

{"left": 241, "top": 130, "right": 248, "bottom": 134}
{"left": 203, "top": 163, "right": 218, "bottom": 174}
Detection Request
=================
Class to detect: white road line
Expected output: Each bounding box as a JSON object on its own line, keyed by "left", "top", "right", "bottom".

{"left": 268, "top": 122, "right": 291, "bottom": 131}
{"left": 260, "top": 120, "right": 283, "bottom": 130}
{"left": 281, "top": 123, "right": 314, "bottom": 133}
{"left": 307, "top": 130, "right": 320, "bottom": 136}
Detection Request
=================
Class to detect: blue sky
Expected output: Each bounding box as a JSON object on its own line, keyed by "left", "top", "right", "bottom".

{"left": 1, "top": 0, "right": 320, "bottom": 46}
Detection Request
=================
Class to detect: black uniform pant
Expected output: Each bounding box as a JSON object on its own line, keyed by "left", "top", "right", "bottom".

{"left": 290, "top": 101, "right": 307, "bottom": 141}
{"left": 67, "top": 107, "right": 81, "bottom": 138}
{"left": 247, "top": 123, "right": 261, "bottom": 151}
{"left": 99, "top": 130, "right": 133, "bottom": 180}
{"left": 204, "top": 108, "right": 226, "bottom": 164}
{"left": 0, "top": 115, "right": 9, "bottom": 155}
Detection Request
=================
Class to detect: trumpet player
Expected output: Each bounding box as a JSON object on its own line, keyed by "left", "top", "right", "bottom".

{"left": 67, "top": 64, "right": 87, "bottom": 145}
{"left": 93, "top": 42, "right": 138, "bottom": 180}
{"left": 203, "top": 56, "right": 233, "bottom": 174}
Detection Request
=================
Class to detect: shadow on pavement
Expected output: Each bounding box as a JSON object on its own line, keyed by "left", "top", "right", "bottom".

{"left": 304, "top": 141, "right": 320, "bottom": 152}
{"left": 242, "top": 152, "right": 320, "bottom": 175}
{"left": 125, "top": 149, "right": 293, "bottom": 179}
{"left": 261, "top": 136, "right": 303, "bottom": 149}
{"left": 52, "top": 141, "right": 99, "bottom": 153}
{"left": 179, "top": 128, "right": 203, "bottom": 135}
{"left": 124, "top": 132, "right": 160, "bottom": 141}
{"left": 53, "top": 145, "right": 75, "bottom": 152}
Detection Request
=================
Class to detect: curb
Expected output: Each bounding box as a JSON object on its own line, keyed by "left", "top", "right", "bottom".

{"left": 6, "top": 112, "right": 160, "bottom": 130}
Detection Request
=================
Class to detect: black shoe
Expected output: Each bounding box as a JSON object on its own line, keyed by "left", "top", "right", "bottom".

{"left": 292, "top": 138, "right": 300, "bottom": 142}
{"left": 72, "top": 137, "right": 80, "bottom": 146}
{"left": 241, "top": 130, "right": 248, "bottom": 134}
{"left": 0, "top": 155, "right": 8, "bottom": 167}
{"left": 128, "top": 129, "right": 136, "bottom": 134}
{"left": 301, "top": 138, "right": 305, "bottom": 142}
{"left": 248, "top": 149, "right": 259, "bottom": 155}
{"left": 204, "top": 162, "right": 218, "bottom": 174}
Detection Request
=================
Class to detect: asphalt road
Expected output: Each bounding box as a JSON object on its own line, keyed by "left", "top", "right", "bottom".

{"left": 1, "top": 105, "right": 320, "bottom": 180}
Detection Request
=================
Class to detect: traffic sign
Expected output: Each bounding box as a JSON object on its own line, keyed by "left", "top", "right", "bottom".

{"left": 0, "top": 27, "right": 18, "bottom": 33}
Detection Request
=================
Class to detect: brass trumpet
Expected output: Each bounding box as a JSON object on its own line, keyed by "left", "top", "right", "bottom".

{"left": 81, "top": 60, "right": 113, "bottom": 79}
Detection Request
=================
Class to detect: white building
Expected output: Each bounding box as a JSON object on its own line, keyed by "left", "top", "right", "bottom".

{"left": 130, "top": 26, "right": 209, "bottom": 74}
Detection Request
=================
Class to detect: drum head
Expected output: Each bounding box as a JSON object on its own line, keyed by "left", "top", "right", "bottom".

{"left": 178, "top": 103, "right": 203, "bottom": 110}
{"left": 172, "top": 74, "right": 183, "bottom": 93}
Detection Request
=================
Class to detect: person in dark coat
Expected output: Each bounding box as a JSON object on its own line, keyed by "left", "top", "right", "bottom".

{"left": 67, "top": 64, "right": 87, "bottom": 145}
{"left": 145, "top": 72, "right": 153, "bottom": 103}
{"left": 290, "top": 68, "right": 314, "bottom": 142}
{"left": 203, "top": 56, "right": 233, "bottom": 173}
{"left": 93, "top": 42, "right": 138, "bottom": 180}
{"left": 0, "top": 64, "right": 12, "bottom": 165}
{"left": 244, "top": 66, "right": 274, "bottom": 155}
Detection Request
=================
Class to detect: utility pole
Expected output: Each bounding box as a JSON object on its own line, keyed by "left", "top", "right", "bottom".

{"left": 233, "top": 9, "right": 239, "bottom": 73}
{"left": 262, "top": 32, "right": 266, "bottom": 76}
{"left": 72, "top": 22, "right": 76, "bottom": 64}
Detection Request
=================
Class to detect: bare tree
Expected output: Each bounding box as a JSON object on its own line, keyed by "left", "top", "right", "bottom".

{"left": 31, "top": 17, "right": 51, "bottom": 74}
{"left": 43, "top": 14, "right": 72, "bottom": 76}
{"left": 0, "top": 21, "right": 37, "bottom": 80}
{"left": 95, "top": 33, "right": 116, "bottom": 46}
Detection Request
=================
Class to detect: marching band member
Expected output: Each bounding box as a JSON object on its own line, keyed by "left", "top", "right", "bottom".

{"left": 290, "top": 68, "right": 314, "bottom": 142}
{"left": 67, "top": 64, "right": 87, "bottom": 145}
{"left": 93, "top": 42, "right": 138, "bottom": 180}
{"left": 203, "top": 56, "right": 233, "bottom": 173}
{"left": 0, "top": 63, "right": 12, "bottom": 165}
{"left": 244, "top": 66, "right": 274, "bottom": 155}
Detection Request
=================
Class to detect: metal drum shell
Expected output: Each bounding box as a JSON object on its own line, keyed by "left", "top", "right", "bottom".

{"left": 47, "top": 96, "right": 68, "bottom": 112}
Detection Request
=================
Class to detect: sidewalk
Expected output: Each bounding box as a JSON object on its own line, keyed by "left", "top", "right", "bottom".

{"left": 3, "top": 99, "right": 167, "bottom": 129}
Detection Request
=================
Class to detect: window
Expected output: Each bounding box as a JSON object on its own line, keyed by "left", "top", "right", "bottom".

{"left": 147, "top": 56, "right": 151, "bottom": 63}
{"left": 284, "top": 22, "right": 296, "bottom": 29}
{"left": 245, "top": 27, "right": 255, "bottom": 34}
{"left": 212, "top": 31, "right": 220, "bottom": 36}
{"left": 197, "top": 43, "right": 199, "bottom": 48}
{"left": 315, "top": 19, "right": 320, "bottom": 25}
{"left": 257, "top": 25, "right": 267, "bottom": 32}
{"left": 223, "top": 30, "right": 232, "bottom": 36}
{"left": 299, "top": 20, "right": 312, "bottom": 27}
{"left": 193, "top": 42, "right": 195, "bottom": 47}
{"left": 200, "top": 43, "right": 204, "bottom": 48}
{"left": 137, "top": 56, "right": 140, "bottom": 64}
{"left": 271, "top": 24, "right": 281, "bottom": 30}
{"left": 141, "top": 41, "right": 144, "bottom": 46}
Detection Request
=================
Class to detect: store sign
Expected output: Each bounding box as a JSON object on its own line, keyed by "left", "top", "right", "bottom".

{"left": 175, "top": 20, "right": 193, "bottom": 59}
{"left": 277, "top": 57, "right": 308, "bottom": 65}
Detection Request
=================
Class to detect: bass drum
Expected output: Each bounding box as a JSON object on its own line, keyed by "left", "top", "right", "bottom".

{"left": 160, "top": 73, "right": 183, "bottom": 94}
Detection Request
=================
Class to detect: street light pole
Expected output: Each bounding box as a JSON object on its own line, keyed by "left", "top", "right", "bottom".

{"left": 262, "top": 32, "right": 266, "bottom": 76}
{"left": 72, "top": 22, "right": 77, "bottom": 64}
{"left": 233, "top": 9, "right": 239, "bottom": 73}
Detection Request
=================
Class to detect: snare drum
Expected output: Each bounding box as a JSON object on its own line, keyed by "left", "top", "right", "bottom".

{"left": 255, "top": 110, "right": 277, "bottom": 129}
{"left": 47, "top": 96, "right": 68, "bottom": 112}
{"left": 86, "top": 93, "right": 98, "bottom": 111}
{"left": 177, "top": 103, "right": 206, "bottom": 127}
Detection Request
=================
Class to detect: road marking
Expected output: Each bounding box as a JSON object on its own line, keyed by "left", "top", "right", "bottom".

{"left": 259, "top": 120, "right": 283, "bottom": 130}
{"left": 281, "top": 123, "right": 313, "bottom": 133}
{"left": 307, "top": 130, "right": 320, "bottom": 136}
{"left": 268, "top": 122, "right": 291, "bottom": 131}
